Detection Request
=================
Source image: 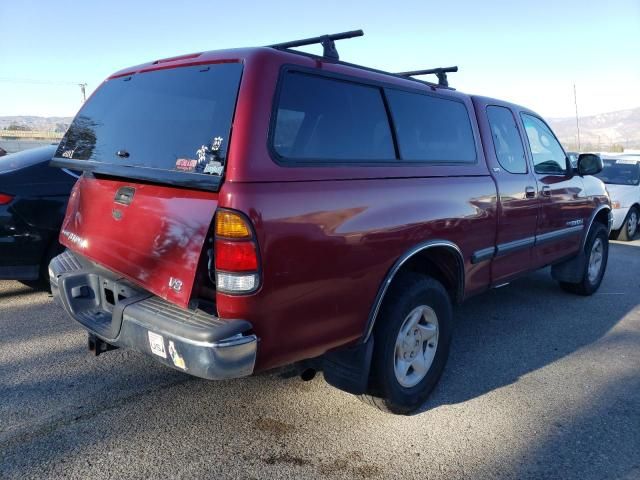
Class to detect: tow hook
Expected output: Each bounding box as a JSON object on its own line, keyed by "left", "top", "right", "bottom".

{"left": 88, "top": 334, "right": 119, "bottom": 356}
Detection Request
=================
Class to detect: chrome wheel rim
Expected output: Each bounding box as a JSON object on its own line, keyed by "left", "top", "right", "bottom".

{"left": 628, "top": 211, "right": 638, "bottom": 238}
{"left": 394, "top": 305, "right": 439, "bottom": 388}
{"left": 587, "top": 237, "right": 604, "bottom": 283}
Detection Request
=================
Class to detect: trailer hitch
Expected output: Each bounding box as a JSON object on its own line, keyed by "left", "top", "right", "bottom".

{"left": 88, "top": 333, "right": 119, "bottom": 356}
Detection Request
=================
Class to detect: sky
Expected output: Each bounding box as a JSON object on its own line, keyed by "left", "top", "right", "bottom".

{"left": 1, "top": 0, "right": 639, "bottom": 119}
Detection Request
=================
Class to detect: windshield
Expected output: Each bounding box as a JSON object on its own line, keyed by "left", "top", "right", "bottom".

{"left": 595, "top": 159, "right": 640, "bottom": 186}
{"left": 54, "top": 62, "right": 243, "bottom": 177}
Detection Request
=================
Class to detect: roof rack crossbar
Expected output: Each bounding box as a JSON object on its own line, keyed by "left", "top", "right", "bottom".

{"left": 268, "top": 29, "right": 364, "bottom": 61}
{"left": 396, "top": 66, "right": 459, "bottom": 87}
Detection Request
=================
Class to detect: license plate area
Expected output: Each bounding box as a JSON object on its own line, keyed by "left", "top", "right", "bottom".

{"left": 99, "top": 277, "right": 140, "bottom": 314}
{"left": 60, "top": 271, "right": 143, "bottom": 340}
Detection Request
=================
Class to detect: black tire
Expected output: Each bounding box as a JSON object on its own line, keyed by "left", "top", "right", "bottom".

{"left": 559, "top": 223, "right": 609, "bottom": 296}
{"left": 615, "top": 207, "right": 639, "bottom": 241}
{"left": 360, "top": 273, "right": 452, "bottom": 415}
{"left": 21, "top": 241, "right": 64, "bottom": 291}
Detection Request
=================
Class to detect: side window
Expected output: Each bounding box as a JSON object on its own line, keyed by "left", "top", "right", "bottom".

{"left": 272, "top": 72, "right": 395, "bottom": 162}
{"left": 385, "top": 89, "right": 476, "bottom": 163}
{"left": 486, "top": 106, "right": 527, "bottom": 174}
{"left": 521, "top": 114, "right": 567, "bottom": 175}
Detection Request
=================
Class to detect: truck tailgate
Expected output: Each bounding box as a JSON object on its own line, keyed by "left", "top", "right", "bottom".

{"left": 60, "top": 175, "right": 218, "bottom": 308}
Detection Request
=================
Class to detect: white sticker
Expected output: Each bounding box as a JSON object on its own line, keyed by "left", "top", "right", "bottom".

{"left": 616, "top": 159, "right": 639, "bottom": 164}
{"left": 211, "top": 136, "right": 224, "bottom": 151}
{"left": 204, "top": 161, "right": 223, "bottom": 175}
{"left": 148, "top": 331, "right": 166, "bottom": 358}
{"left": 168, "top": 341, "right": 186, "bottom": 370}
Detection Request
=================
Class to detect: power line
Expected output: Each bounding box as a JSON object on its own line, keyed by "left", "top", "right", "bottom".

{"left": 0, "top": 77, "right": 85, "bottom": 86}
{"left": 0, "top": 78, "right": 88, "bottom": 103}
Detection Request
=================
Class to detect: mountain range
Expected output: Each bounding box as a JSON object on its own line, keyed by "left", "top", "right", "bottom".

{"left": 547, "top": 107, "right": 640, "bottom": 151}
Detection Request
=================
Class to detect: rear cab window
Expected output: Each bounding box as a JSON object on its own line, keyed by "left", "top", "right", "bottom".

{"left": 486, "top": 105, "right": 527, "bottom": 174}
{"left": 53, "top": 62, "right": 243, "bottom": 187}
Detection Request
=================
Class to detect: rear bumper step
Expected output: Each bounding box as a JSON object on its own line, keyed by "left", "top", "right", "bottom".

{"left": 49, "top": 250, "right": 257, "bottom": 380}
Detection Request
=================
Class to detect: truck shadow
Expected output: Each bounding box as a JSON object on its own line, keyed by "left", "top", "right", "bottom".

{"left": 422, "top": 242, "right": 638, "bottom": 412}
{"left": 422, "top": 244, "right": 640, "bottom": 411}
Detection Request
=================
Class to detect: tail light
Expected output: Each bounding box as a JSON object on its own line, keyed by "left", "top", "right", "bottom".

{"left": 214, "top": 209, "right": 260, "bottom": 294}
{"left": 0, "top": 193, "right": 13, "bottom": 205}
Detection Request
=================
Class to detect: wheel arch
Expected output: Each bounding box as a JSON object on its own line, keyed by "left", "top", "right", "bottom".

{"left": 582, "top": 205, "right": 611, "bottom": 249}
{"left": 362, "top": 240, "right": 464, "bottom": 343}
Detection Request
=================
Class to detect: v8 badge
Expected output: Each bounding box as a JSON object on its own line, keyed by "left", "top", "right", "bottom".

{"left": 168, "top": 277, "right": 183, "bottom": 293}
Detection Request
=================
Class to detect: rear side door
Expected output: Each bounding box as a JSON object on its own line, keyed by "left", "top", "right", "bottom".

{"left": 519, "top": 113, "right": 589, "bottom": 267}
{"left": 478, "top": 102, "right": 539, "bottom": 283}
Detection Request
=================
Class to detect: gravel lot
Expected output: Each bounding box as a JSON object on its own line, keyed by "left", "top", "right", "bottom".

{"left": 1, "top": 240, "right": 639, "bottom": 479}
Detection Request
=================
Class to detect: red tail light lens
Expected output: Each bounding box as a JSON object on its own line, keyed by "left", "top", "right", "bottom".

{"left": 0, "top": 193, "right": 13, "bottom": 205}
{"left": 215, "top": 241, "right": 258, "bottom": 271}
{"left": 214, "top": 209, "right": 260, "bottom": 294}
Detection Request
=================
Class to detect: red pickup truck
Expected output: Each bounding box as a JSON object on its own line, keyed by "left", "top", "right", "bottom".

{"left": 50, "top": 31, "right": 611, "bottom": 414}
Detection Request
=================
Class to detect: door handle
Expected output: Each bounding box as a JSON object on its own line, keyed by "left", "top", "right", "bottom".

{"left": 525, "top": 186, "right": 536, "bottom": 198}
{"left": 541, "top": 186, "right": 551, "bottom": 197}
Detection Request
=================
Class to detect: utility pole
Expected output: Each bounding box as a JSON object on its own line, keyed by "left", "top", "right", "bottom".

{"left": 573, "top": 83, "right": 581, "bottom": 151}
{"left": 78, "top": 83, "right": 87, "bottom": 103}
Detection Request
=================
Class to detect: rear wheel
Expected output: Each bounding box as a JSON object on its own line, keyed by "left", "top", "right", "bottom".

{"left": 360, "top": 273, "right": 452, "bottom": 415}
{"left": 616, "top": 207, "right": 638, "bottom": 241}
{"left": 559, "top": 223, "right": 609, "bottom": 296}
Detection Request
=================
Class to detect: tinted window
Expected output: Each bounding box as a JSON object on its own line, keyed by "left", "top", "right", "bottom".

{"left": 55, "top": 63, "right": 243, "bottom": 175}
{"left": 386, "top": 89, "right": 476, "bottom": 163}
{"left": 486, "top": 106, "right": 527, "bottom": 174}
{"left": 595, "top": 159, "right": 640, "bottom": 186}
{"left": 272, "top": 72, "right": 395, "bottom": 161}
{"left": 521, "top": 114, "right": 567, "bottom": 175}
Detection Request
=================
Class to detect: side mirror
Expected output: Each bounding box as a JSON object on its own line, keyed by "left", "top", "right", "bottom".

{"left": 577, "top": 153, "right": 603, "bottom": 176}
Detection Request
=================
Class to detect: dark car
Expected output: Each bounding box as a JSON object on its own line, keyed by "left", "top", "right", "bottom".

{"left": 0, "top": 145, "right": 78, "bottom": 284}
{"left": 49, "top": 31, "right": 611, "bottom": 414}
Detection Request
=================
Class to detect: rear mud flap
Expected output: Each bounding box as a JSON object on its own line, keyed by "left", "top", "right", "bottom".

{"left": 322, "top": 337, "right": 374, "bottom": 396}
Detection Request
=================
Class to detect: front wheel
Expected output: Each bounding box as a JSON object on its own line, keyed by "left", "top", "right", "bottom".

{"left": 616, "top": 207, "right": 639, "bottom": 241}
{"left": 360, "top": 273, "right": 452, "bottom": 415}
{"left": 559, "top": 223, "right": 609, "bottom": 296}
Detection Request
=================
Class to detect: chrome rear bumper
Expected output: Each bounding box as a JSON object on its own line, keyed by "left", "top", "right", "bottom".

{"left": 49, "top": 250, "right": 257, "bottom": 380}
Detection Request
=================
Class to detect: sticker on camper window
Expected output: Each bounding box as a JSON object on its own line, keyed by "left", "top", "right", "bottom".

{"left": 148, "top": 331, "right": 166, "bottom": 358}
{"left": 203, "top": 161, "right": 223, "bottom": 175}
{"left": 196, "top": 145, "right": 209, "bottom": 164}
{"left": 175, "top": 158, "right": 197, "bottom": 172}
{"left": 211, "top": 136, "right": 224, "bottom": 152}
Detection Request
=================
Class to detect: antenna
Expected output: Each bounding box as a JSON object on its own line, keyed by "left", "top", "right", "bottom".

{"left": 268, "top": 30, "right": 364, "bottom": 61}
{"left": 396, "top": 66, "right": 459, "bottom": 87}
{"left": 78, "top": 83, "right": 87, "bottom": 103}
{"left": 573, "top": 83, "right": 581, "bottom": 151}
